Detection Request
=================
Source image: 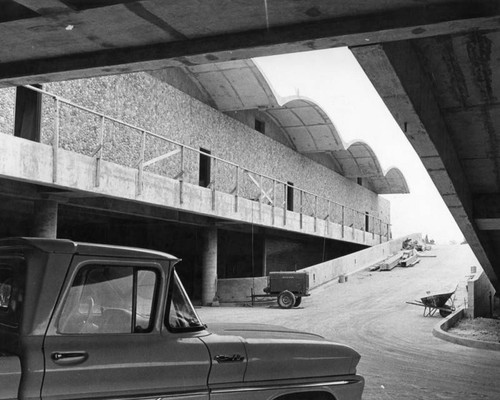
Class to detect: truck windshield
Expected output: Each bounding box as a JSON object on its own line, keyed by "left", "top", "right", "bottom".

{"left": 167, "top": 270, "right": 204, "bottom": 332}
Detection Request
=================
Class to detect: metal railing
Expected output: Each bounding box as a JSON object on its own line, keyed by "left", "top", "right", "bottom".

{"left": 23, "top": 84, "right": 391, "bottom": 240}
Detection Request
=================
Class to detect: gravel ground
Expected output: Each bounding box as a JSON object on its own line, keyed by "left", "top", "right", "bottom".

{"left": 198, "top": 244, "right": 500, "bottom": 399}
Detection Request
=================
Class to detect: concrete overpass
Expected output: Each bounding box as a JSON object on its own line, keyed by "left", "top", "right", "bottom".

{"left": 1, "top": 0, "right": 500, "bottom": 290}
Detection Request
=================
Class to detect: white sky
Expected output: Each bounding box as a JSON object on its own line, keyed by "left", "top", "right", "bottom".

{"left": 254, "top": 48, "right": 464, "bottom": 244}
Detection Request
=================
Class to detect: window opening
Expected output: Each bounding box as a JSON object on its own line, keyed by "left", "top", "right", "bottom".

{"left": 15, "top": 84, "right": 42, "bottom": 142}
{"left": 287, "top": 182, "right": 294, "bottom": 211}
{"left": 255, "top": 119, "right": 265, "bottom": 134}
{"left": 365, "top": 212, "right": 370, "bottom": 232}
{"left": 199, "top": 148, "right": 211, "bottom": 188}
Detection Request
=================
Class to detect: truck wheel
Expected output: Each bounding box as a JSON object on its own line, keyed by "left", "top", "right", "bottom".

{"left": 277, "top": 290, "right": 295, "bottom": 309}
{"left": 294, "top": 296, "right": 302, "bottom": 307}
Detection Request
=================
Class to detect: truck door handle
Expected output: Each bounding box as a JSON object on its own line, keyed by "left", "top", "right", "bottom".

{"left": 214, "top": 354, "right": 245, "bottom": 363}
{"left": 51, "top": 351, "right": 88, "bottom": 365}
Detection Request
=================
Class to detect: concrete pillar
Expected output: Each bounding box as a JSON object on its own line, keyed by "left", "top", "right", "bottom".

{"left": 262, "top": 235, "right": 267, "bottom": 276}
{"left": 32, "top": 200, "right": 58, "bottom": 238}
{"left": 201, "top": 227, "right": 217, "bottom": 306}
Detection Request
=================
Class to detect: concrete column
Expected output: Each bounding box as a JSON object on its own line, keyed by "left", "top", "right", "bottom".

{"left": 262, "top": 235, "right": 267, "bottom": 276}
{"left": 32, "top": 200, "right": 58, "bottom": 238}
{"left": 201, "top": 227, "right": 217, "bottom": 306}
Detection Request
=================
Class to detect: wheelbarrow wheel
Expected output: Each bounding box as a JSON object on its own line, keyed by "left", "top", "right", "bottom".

{"left": 277, "top": 290, "right": 295, "bottom": 309}
{"left": 439, "top": 305, "right": 452, "bottom": 317}
{"left": 294, "top": 296, "right": 302, "bottom": 307}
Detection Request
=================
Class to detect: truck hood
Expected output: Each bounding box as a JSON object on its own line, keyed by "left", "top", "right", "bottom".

{"left": 203, "top": 323, "right": 360, "bottom": 384}
{"left": 207, "top": 322, "right": 325, "bottom": 341}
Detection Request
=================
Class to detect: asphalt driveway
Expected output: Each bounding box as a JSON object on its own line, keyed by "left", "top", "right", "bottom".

{"left": 198, "top": 244, "right": 500, "bottom": 399}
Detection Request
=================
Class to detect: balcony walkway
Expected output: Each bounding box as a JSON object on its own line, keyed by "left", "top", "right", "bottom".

{"left": 0, "top": 85, "right": 390, "bottom": 246}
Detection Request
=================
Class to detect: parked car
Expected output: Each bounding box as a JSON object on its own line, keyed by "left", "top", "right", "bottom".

{"left": 0, "top": 237, "right": 364, "bottom": 400}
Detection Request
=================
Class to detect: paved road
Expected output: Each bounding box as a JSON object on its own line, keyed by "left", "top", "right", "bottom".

{"left": 198, "top": 245, "right": 500, "bottom": 399}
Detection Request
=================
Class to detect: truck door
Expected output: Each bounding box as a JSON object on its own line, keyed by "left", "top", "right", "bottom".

{"left": 42, "top": 256, "right": 210, "bottom": 400}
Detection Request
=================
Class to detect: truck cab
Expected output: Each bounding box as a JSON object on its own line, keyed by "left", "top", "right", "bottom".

{"left": 0, "top": 238, "right": 364, "bottom": 400}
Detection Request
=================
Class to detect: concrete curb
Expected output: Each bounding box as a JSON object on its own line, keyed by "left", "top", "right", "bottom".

{"left": 432, "top": 308, "right": 500, "bottom": 351}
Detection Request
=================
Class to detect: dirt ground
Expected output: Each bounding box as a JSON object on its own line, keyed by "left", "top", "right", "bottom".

{"left": 198, "top": 244, "right": 500, "bottom": 400}
{"left": 450, "top": 317, "right": 500, "bottom": 343}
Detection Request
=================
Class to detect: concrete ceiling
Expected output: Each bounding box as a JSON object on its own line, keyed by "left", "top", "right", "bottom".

{"left": 1, "top": 0, "right": 500, "bottom": 287}
{"left": 1, "top": 0, "right": 498, "bottom": 87}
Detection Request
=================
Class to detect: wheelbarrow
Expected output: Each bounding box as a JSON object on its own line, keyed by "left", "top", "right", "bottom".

{"left": 406, "top": 286, "right": 457, "bottom": 317}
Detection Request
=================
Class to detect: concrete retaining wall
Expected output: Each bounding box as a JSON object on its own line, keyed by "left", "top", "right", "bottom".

{"left": 304, "top": 232, "right": 421, "bottom": 290}
{"left": 217, "top": 276, "right": 268, "bottom": 304}
{"left": 466, "top": 270, "right": 496, "bottom": 318}
{"left": 217, "top": 233, "right": 422, "bottom": 303}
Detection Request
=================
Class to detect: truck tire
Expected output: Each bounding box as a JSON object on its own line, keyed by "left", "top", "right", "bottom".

{"left": 294, "top": 296, "right": 302, "bottom": 307}
{"left": 277, "top": 290, "right": 295, "bottom": 309}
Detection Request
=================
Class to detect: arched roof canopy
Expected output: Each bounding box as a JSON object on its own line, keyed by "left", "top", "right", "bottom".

{"left": 184, "top": 60, "right": 409, "bottom": 194}
{"left": 331, "top": 141, "right": 384, "bottom": 179}
{"left": 372, "top": 167, "right": 410, "bottom": 194}
{"left": 265, "top": 99, "right": 344, "bottom": 152}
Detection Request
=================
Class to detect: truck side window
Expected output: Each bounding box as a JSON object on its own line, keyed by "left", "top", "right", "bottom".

{"left": 166, "top": 270, "right": 204, "bottom": 332}
{"left": 58, "top": 265, "right": 159, "bottom": 334}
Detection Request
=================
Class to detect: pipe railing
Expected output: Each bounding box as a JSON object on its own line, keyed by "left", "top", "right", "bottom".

{"left": 24, "top": 84, "right": 391, "bottom": 240}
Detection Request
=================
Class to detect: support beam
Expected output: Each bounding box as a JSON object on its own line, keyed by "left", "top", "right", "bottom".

{"left": 1, "top": 2, "right": 500, "bottom": 87}
{"left": 352, "top": 42, "right": 498, "bottom": 289}
{"left": 66, "top": 196, "right": 213, "bottom": 227}
{"left": 473, "top": 193, "right": 500, "bottom": 219}
{"left": 474, "top": 194, "right": 500, "bottom": 230}
{"left": 13, "top": 1, "right": 72, "bottom": 14}
{"left": 32, "top": 199, "right": 58, "bottom": 238}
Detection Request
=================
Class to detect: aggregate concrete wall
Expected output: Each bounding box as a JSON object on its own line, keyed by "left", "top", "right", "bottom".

{"left": 0, "top": 87, "right": 15, "bottom": 134}
{"left": 225, "top": 109, "right": 294, "bottom": 148}
{"left": 466, "top": 270, "right": 496, "bottom": 318}
{"left": 0, "top": 72, "right": 390, "bottom": 227}
{"left": 217, "top": 232, "right": 422, "bottom": 303}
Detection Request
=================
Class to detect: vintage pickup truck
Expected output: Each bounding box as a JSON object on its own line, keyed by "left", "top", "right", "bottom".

{"left": 0, "top": 237, "right": 364, "bottom": 400}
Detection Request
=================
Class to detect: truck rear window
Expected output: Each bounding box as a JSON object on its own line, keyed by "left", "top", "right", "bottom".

{"left": 0, "top": 257, "right": 23, "bottom": 328}
{"left": 58, "top": 265, "right": 159, "bottom": 334}
{"left": 0, "top": 268, "right": 13, "bottom": 311}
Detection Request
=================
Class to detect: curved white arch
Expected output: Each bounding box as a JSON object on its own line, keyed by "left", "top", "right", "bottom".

{"left": 264, "top": 98, "right": 345, "bottom": 152}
